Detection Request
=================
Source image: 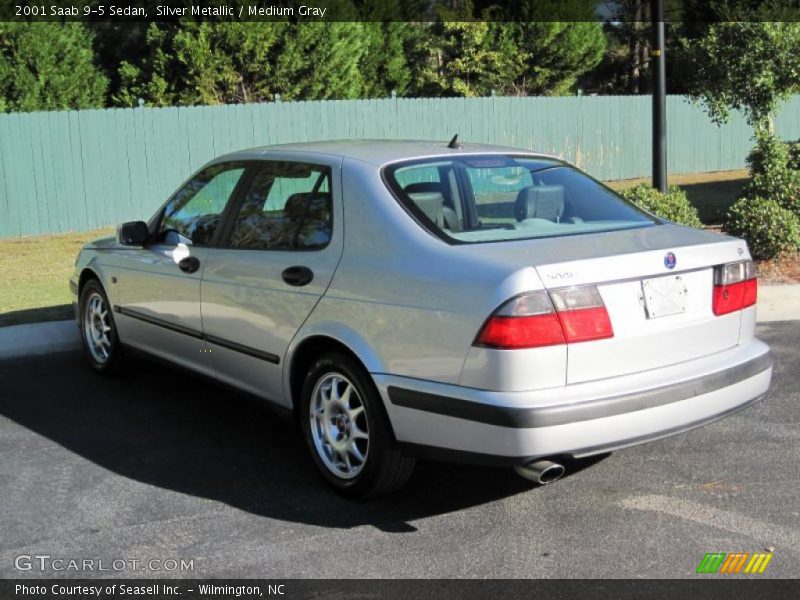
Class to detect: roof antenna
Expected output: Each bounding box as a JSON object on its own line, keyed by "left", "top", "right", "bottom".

{"left": 447, "top": 134, "right": 461, "bottom": 149}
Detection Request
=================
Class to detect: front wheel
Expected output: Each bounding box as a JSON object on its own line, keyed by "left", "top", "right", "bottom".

{"left": 79, "top": 279, "right": 125, "bottom": 374}
{"left": 300, "top": 353, "right": 415, "bottom": 498}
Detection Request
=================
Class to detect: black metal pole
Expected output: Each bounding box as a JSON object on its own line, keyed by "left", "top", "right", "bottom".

{"left": 652, "top": 0, "right": 667, "bottom": 192}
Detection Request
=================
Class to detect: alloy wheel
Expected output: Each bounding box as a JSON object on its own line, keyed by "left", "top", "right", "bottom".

{"left": 83, "top": 291, "right": 113, "bottom": 364}
{"left": 309, "top": 372, "right": 370, "bottom": 479}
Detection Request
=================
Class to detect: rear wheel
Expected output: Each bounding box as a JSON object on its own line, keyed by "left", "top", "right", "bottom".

{"left": 300, "top": 352, "right": 415, "bottom": 498}
{"left": 79, "top": 279, "right": 125, "bottom": 374}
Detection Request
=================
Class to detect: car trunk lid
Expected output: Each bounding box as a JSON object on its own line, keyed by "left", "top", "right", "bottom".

{"left": 454, "top": 223, "right": 751, "bottom": 385}
{"left": 532, "top": 227, "right": 748, "bottom": 384}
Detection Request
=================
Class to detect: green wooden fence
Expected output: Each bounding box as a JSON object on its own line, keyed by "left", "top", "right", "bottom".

{"left": 1, "top": 94, "right": 799, "bottom": 238}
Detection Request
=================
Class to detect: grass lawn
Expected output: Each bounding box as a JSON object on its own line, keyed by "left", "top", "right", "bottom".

{"left": 0, "top": 227, "right": 113, "bottom": 326}
{"left": 604, "top": 169, "right": 749, "bottom": 225}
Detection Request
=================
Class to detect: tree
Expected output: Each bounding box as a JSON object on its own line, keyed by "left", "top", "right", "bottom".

{"left": 117, "top": 23, "right": 279, "bottom": 106}
{"left": 355, "top": 0, "right": 419, "bottom": 97}
{"left": 417, "top": 21, "right": 606, "bottom": 97}
{"left": 0, "top": 23, "right": 107, "bottom": 112}
{"left": 116, "top": 21, "right": 370, "bottom": 107}
{"left": 683, "top": 22, "right": 800, "bottom": 131}
{"left": 415, "top": 21, "right": 514, "bottom": 97}
{"left": 577, "top": 0, "right": 652, "bottom": 95}
{"left": 269, "top": 22, "right": 367, "bottom": 101}
{"left": 88, "top": 22, "right": 150, "bottom": 102}
{"left": 497, "top": 22, "right": 606, "bottom": 96}
{"left": 415, "top": 0, "right": 605, "bottom": 97}
{"left": 359, "top": 22, "right": 415, "bottom": 98}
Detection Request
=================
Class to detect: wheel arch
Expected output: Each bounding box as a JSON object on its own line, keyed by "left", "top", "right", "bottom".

{"left": 78, "top": 267, "right": 101, "bottom": 294}
{"left": 284, "top": 325, "right": 387, "bottom": 418}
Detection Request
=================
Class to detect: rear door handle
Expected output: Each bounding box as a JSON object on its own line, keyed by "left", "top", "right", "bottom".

{"left": 282, "top": 266, "right": 313, "bottom": 287}
{"left": 178, "top": 256, "right": 200, "bottom": 274}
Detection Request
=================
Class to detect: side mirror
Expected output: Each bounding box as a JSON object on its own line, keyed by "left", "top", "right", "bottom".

{"left": 117, "top": 221, "right": 149, "bottom": 246}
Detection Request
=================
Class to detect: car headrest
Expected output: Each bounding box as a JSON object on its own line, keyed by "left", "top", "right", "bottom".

{"left": 408, "top": 191, "right": 444, "bottom": 227}
{"left": 404, "top": 181, "right": 445, "bottom": 195}
{"left": 514, "top": 185, "right": 565, "bottom": 222}
{"left": 285, "top": 192, "right": 331, "bottom": 219}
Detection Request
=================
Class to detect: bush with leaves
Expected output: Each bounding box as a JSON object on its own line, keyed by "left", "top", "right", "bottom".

{"left": 787, "top": 139, "right": 800, "bottom": 171}
{"left": 741, "top": 132, "right": 800, "bottom": 217}
{"left": 723, "top": 197, "right": 800, "bottom": 260}
{"left": 744, "top": 167, "right": 800, "bottom": 217}
{"left": 619, "top": 184, "right": 702, "bottom": 228}
{"left": 745, "top": 131, "right": 790, "bottom": 177}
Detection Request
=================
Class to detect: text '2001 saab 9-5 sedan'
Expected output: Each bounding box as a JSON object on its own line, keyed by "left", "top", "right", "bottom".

{"left": 71, "top": 140, "right": 772, "bottom": 497}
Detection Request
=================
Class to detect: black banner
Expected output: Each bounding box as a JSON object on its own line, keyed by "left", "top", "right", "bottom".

{"left": 2, "top": 579, "right": 800, "bottom": 600}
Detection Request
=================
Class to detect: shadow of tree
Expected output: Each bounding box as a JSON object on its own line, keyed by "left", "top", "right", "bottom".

{"left": 680, "top": 177, "right": 748, "bottom": 225}
{"left": 0, "top": 304, "right": 72, "bottom": 327}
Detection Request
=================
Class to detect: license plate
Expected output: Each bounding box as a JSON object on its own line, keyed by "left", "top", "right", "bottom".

{"left": 641, "top": 275, "right": 688, "bottom": 319}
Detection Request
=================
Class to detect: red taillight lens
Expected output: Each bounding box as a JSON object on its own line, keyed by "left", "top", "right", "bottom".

{"left": 549, "top": 286, "right": 614, "bottom": 343}
{"left": 713, "top": 261, "right": 757, "bottom": 316}
{"left": 557, "top": 306, "right": 614, "bottom": 343}
{"left": 477, "top": 314, "right": 565, "bottom": 349}
{"left": 475, "top": 286, "right": 613, "bottom": 350}
{"left": 743, "top": 278, "right": 758, "bottom": 308}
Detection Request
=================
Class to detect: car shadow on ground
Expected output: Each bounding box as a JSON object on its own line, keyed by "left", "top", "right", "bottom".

{"left": 0, "top": 351, "right": 607, "bottom": 533}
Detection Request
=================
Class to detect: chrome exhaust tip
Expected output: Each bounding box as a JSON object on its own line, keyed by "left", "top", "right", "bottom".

{"left": 514, "top": 459, "right": 565, "bottom": 485}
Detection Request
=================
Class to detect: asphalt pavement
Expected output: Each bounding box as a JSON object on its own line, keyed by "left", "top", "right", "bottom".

{"left": 0, "top": 322, "right": 798, "bottom": 579}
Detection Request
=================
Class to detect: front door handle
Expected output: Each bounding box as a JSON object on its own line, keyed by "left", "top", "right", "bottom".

{"left": 178, "top": 256, "right": 200, "bottom": 274}
{"left": 282, "top": 266, "right": 313, "bottom": 287}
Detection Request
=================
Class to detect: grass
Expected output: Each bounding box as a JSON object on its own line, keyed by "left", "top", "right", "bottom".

{"left": 0, "top": 227, "right": 113, "bottom": 326}
{"left": 604, "top": 169, "right": 749, "bottom": 225}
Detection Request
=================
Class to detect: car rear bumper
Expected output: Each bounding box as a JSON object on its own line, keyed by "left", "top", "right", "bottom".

{"left": 375, "top": 339, "right": 772, "bottom": 465}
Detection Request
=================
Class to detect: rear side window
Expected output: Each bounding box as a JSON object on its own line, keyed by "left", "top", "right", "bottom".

{"left": 227, "top": 161, "right": 332, "bottom": 250}
{"left": 384, "top": 155, "right": 655, "bottom": 244}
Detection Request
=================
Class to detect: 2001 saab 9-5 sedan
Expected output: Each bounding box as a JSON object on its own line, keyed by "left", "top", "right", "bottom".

{"left": 71, "top": 140, "right": 773, "bottom": 497}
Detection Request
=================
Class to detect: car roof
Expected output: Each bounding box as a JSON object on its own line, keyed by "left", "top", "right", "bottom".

{"left": 217, "top": 139, "right": 558, "bottom": 167}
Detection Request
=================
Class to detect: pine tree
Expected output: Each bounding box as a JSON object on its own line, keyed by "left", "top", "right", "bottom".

{"left": 116, "top": 21, "right": 369, "bottom": 106}
{"left": 0, "top": 23, "right": 107, "bottom": 112}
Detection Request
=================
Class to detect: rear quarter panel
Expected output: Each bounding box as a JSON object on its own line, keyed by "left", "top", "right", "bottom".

{"left": 296, "top": 158, "right": 554, "bottom": 386}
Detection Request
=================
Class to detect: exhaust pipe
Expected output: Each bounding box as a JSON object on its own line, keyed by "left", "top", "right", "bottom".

{"left": 514, "top": 459, "right": 565, "bottom": 485}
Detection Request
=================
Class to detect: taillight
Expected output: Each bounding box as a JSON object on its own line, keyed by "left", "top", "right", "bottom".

{"left": 475, "top": 285, "right": 613, "bottom": 350}
{"left": 549, "top": 285, "right": 614, "bottom": 343}
{"left": 713, "top": 261, "right": 757, "bottom": 316}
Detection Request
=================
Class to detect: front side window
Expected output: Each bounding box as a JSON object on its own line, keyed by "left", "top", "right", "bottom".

{"left": 384, "top": 155, "right": 656, "bottom": 244}
{"left": 228, "top": 162, "right": 332, "bottom": 250}
{"left": 157, "top": 162, "right": 248, "bottom": 245}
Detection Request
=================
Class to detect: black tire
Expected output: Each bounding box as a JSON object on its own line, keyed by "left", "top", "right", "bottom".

{"left": 78, "top": 278, "right": 126, "bottom": 374}
{"left": 300, "top": 352, "right": 415, "bottom": 498}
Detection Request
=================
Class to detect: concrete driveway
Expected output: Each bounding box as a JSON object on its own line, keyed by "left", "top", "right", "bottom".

{"left": 0, "top": 322, "right": 798, "bottom": 578}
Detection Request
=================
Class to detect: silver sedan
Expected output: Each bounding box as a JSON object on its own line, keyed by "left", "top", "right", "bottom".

{"left": 70, "top": 140, "right": 772, "bottom": 497}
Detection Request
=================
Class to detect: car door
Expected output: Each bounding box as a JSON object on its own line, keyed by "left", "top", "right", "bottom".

{"left": 113, "top": 161, "right": 253, "bottom": 374}
{"left": 200, "top": 156, "right": 344, "bottom": 407}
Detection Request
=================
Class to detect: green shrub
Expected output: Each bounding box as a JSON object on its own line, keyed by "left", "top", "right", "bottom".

{"left": 787, "top": 139, "right": 800, "bottom": 171}
{"left": 723, "top": 196, "right": 800, "bottom": 260}
{"left": 743, "top": 167, "right": 800, "bottom": 215}
{"left": 619, "top": 184, "right": 703, "bottom": 228}
{"left": 746, "top": 131, "right": 790, "bottom": 176}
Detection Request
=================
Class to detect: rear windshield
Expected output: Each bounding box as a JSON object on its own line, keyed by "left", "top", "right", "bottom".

{"left": 384, "top": 155, "right": 656, "bottom": 244}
